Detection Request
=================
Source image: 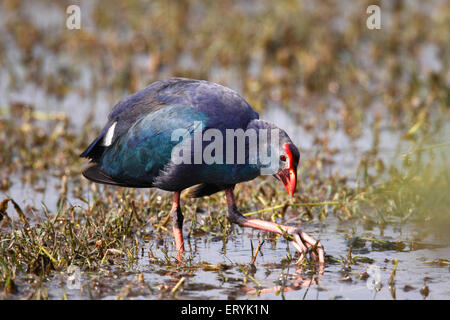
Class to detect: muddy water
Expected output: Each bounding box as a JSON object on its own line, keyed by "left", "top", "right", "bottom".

{"left": 41, "top": 216, "right": 450, "bottom": 300}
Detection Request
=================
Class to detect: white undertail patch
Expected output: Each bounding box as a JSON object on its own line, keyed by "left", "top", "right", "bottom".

{"left": 102, "top": 122, "right": 117, "bottom": 146}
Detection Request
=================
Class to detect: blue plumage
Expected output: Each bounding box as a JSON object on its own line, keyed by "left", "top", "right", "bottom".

{"left": 79, "top": 78, "right": 326, "bottom": 264}
{"left": 81, "top": 78, "right": 262, "bottom": 193}
{"left": 101, "top": 104, "right": 209, "bottom": 188}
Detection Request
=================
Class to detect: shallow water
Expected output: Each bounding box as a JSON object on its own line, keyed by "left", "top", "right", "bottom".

{"left": 35, "top": 216, "right": 449, "bottom": 300}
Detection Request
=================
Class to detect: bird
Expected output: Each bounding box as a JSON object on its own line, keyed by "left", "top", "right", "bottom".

{"left": 80, "top": 78, "right": 324, "bottom": 265}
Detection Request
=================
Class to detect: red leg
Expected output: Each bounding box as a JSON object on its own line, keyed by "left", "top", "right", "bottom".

{"left": 170, "top": 192, "right": 185, "bottom": 261}
{"left": 225, "top": 188, "right": 325, "bottom": 268}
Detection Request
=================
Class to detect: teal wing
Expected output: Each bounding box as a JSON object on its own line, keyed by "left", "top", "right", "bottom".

{"left": 99, "top": 105, "right": 208, "bottom": 187}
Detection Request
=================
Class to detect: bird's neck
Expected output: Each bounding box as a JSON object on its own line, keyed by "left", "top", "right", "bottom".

{"left": 245, "top": 119, "right": 281, "bottom": 175}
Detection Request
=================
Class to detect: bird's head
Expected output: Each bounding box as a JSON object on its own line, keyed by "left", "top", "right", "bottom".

{"left": 247, "top": 119, "right": 300, "bottom": 196}
{"left": 274, "top": 139, "right": 299, "bottom": 197}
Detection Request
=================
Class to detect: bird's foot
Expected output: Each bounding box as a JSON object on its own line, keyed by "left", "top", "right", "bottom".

{"left": 225, "top": 188, "right": 325, "bottom": 271}
{"left": 286, "top": 226, "right": 325, "bottom": 271}
{"left": 246, "top": 219, "right": 324, "bottom": 271}
{"left": 228, "top": 205, "right": 324, "bottom": 270}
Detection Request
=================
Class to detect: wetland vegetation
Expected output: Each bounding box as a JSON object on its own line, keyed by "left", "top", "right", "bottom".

{"left": 0, "top": 0, "right": 449, "bottom": 299}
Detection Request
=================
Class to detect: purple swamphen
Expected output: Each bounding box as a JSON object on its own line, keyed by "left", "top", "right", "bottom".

{"left": 80, "top": 78, "right": 324, "bottom": 265}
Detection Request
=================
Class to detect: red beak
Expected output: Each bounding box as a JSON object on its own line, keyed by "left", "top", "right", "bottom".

{"left": 276, "top": 168, "right": 297, "bottom": 196}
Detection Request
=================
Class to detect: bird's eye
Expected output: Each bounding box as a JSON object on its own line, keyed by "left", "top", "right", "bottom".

{"left": 280, "top": 155, "right": 286, "bottom": 161}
